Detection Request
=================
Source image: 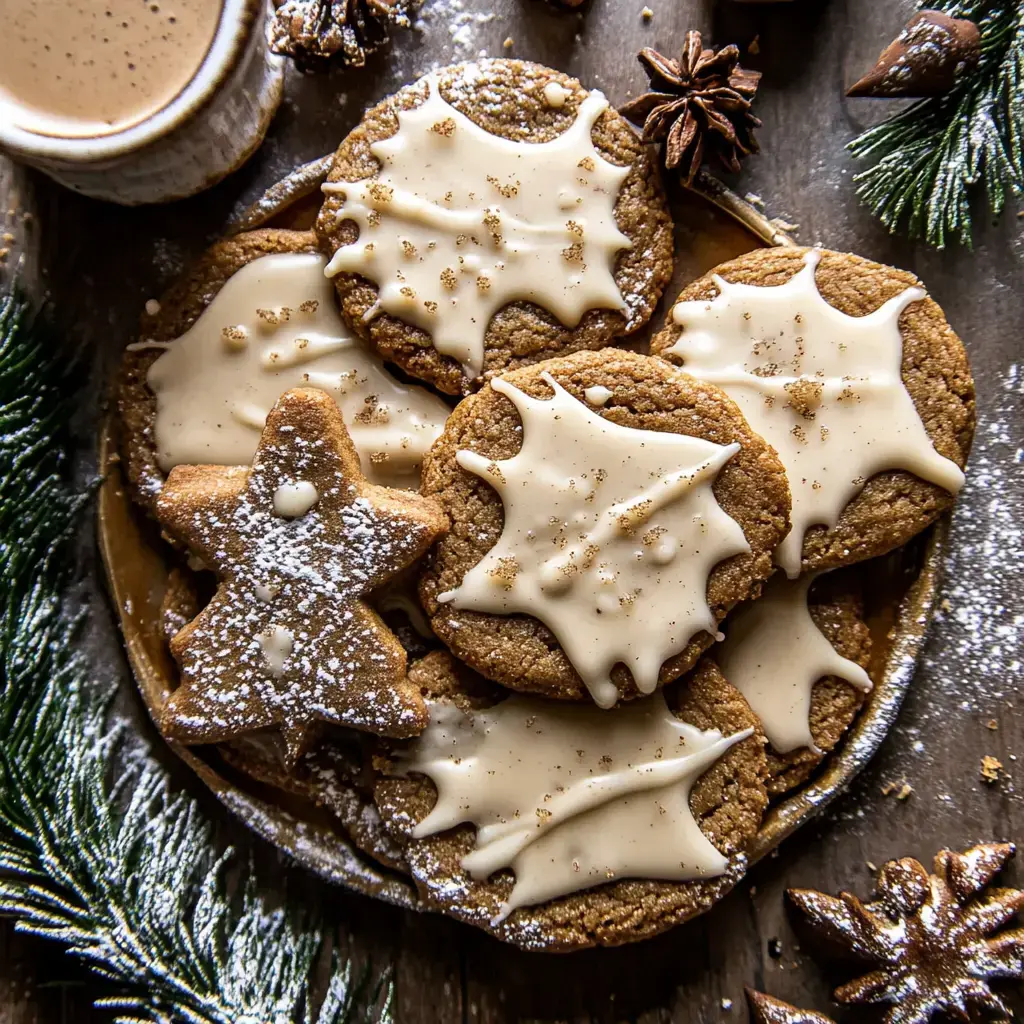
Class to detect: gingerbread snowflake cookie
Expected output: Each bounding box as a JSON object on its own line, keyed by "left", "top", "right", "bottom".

{"left": 418, "top": 348, "right": 791, "bottom": 707}
{"left": 651, "top": 247, "right": 975, "bottom": 576}
{"left": 315, "top": 59, "right": 674, "bottom": 395}
{"left": 372, "top": 651, "right": 768, "bottom": 951}
{"left": 789, "top": 843, "right": 1024, "bottom": 1023}
{"left": 155, "top": 387, "right": 448, "bottom": 763}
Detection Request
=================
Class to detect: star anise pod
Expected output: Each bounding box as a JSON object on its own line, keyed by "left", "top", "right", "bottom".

{"left": 270, "top": 0, "right": 415, "bottom": 71}
{"left": 789, "top": 843, "right": 1024, "bottom": 1024}
{"left": 619, "top": 32, "right": 762, "bottom": 186}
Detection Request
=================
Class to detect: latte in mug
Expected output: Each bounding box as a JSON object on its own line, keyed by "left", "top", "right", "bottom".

{"left": 0, "top": 0, "right": 223, "bottom": 138}
{"left": 0, "top": 0, "right": 283, "bottom": 204}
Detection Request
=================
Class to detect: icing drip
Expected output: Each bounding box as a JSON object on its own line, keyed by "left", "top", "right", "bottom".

{"left": 322, "top": 74, "right": 632, "bottom": 379}
{"left": 584, "top": 384, "right": 613, "bottom": 406}
{"left": 407, "top": 692, "right": 751, "bottom": 921}
{"left": 146, "top": 253, "right": 450, "bottom": 490}
{"left": 273, "top": 480, "right": 319, "bottom": 518}
{"left": 542, "top": 81, "right": 570, "bottom": 108}
{"left": 438, "top": 372, "right": 749, "bottom": 707}
{"left": 717, "top": 574, "right": 872, "bottom": 753}
{"left": 257, "top": 624, "right": 293, "bottom": 677}
{"left": 669, "top": 251, "right": 965, "bottom": 577}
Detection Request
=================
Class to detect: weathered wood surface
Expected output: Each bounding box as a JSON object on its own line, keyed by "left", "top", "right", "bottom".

{"left": 2, "top": 0, "right": 1022, "bottom": 1020}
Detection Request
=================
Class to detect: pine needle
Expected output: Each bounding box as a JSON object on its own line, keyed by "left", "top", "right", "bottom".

{"left": 848, "top": 0, "right": 1024, "bottom": 248}
{"left": 0, "top": 288, "right": 392, "bottom": 1024}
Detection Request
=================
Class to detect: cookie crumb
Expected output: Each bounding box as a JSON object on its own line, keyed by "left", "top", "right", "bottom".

{"left": 987, "top": 719, "right": 999, "bottom": 730}
{"left": 981, "top": 755, "right": 1004, "bottom": 783}
{"left": 768, "top": 938, "right": 783, "bottom": 959}
{"left": 881, "top": 780, "right": 913, "bottom": 800}
{"left": 748, "top": 35, "right": 761, "bottom": 56}
{"left": 503, "top": 36, "right": 513, "bottom": 49}
{"left": 641, "top": 5, "right": 653, "bottom": 19}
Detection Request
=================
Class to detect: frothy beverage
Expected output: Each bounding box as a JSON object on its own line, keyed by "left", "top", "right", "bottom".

{"left": 0, "top": 0, "right": 222, "bottom": 138}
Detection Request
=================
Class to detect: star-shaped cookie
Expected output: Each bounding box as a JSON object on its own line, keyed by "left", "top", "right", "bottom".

{"left": 156, "top": 387, "right": 448, "bottom": 764}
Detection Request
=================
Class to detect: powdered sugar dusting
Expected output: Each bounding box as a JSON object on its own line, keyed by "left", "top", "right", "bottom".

{"left": 924, "top": 364, "right": 1021, "bottom": 696}
{"left": 157, "top": 391, "right": 440, "bottom": 761}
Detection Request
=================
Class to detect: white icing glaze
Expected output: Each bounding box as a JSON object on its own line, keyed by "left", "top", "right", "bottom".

{"left": 584, "top": 384, "right": 613, "bottom": 406}
{"left": 438, "top": 372, "right": 749, "bottom": 707}
{"left": 257, "top": 624, "right": 293, "bottom": 677}
{"left": 407, "top": 691, "right": 751, "bottom": 920}
{"left": 717, "top": 574, "right": 872, "bottom": 753}
{"left": 542, "top": 80, "right": 569, "bottom": 108}
{"left": 272, "top": 480, "right": 319, "bottom": 518}
{"left": 322, "top": 74, "right": 632, "bottom": 379}
{"left": 669, "top": 250, "right": 965, "bottom": 577}
{"left": 145, "top": 253, "right": 450, "bottom": 490}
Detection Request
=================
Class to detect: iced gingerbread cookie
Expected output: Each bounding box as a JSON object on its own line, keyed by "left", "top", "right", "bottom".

{"left": 418, "top": 348, "right": 791, "bottom": 707}
{"left": 716, "top": 572, "right": 873, "bottom": 796}
{"left": 372, "top": 651, "right": 768, "bottom": 951}
{"left": 118, "top": 227, "right": 452, "bottom": 513}
{"left": 651, "top": 247, "right": 975, "bottom": 576}
{"left": 315, "top": 59, "right": 673, "bottom": 395}
{"left": 155, "top": 387, "right": 448, "bottom": 764}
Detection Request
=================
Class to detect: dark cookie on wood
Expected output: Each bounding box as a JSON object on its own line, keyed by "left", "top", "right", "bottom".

{"left": 418, "top": 348, "right": 791, "bottom": 703}
{"left": 651, "top": 247, "right": 975, "bottom": 573}
{"left": 372, "top": 652, "right": 768, "bottom": 951}
{"left": 315, "top": 59, "right": 674, "bottom": 395}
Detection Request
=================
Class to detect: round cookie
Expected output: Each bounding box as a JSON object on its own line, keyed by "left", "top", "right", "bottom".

{"left": 650, "top": 247, "right": 975, "bottom": 573}
{"left": 119, "top": 228, "right": 320, "bottom": 514}
{"left": 763, "top": 587, "right": 872, "bottom": 796}
{"left": 314, "top": 59, "right": 674, "bottom": 396}
{"left": 118, "top": 228, "right": 451, "bottom": 516}
{"left": 372, "top": 652, "right": 768, "bottom": 951}
{"left": 418, "top": 348, "right": 791, "bottom": 704}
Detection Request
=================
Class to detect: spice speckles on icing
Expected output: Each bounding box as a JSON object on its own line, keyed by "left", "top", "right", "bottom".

{"left": 438, "top": 372, "right": 749, "bottom": 707}
{"left": 145, "top": 252, "right": 450, "bottom": 491}
{"left": 407, "top": 692, "right": 751, "bottom": 920}
{"left": 717, "top": 574, "right": 872, "bottom": 753}
{"left": 323, "top": 74, "right": 632, "bottom": 379}
{"left": 669, "top": 250, "right": 965, "bottom": 577}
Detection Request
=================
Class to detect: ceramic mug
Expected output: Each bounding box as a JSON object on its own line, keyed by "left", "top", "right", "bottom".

{"left": 0, "top": 0, "right": 285, "bottom": 205}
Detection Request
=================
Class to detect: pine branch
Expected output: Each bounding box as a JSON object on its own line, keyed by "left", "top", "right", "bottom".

{"left": 848, "top": 0, "right": 1024, "bottom": 248}
{"left": 0, "top": 288, "right": 392, "bottom": 1024}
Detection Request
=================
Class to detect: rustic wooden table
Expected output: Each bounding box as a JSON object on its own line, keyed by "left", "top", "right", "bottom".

{"left": 2, "top": 0, "right": 1022, "bottom": 1020}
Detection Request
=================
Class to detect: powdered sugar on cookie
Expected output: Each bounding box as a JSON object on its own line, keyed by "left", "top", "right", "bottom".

{"left": 156, "top": 388, "right": 446, "bottom": 763}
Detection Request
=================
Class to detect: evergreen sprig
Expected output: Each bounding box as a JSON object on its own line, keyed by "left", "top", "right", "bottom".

{"left": 0, "top": 288, "right": 391, "bottom": 1024}
{"left": 848, "top": 0, "right": 1024, "bottom": 248}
